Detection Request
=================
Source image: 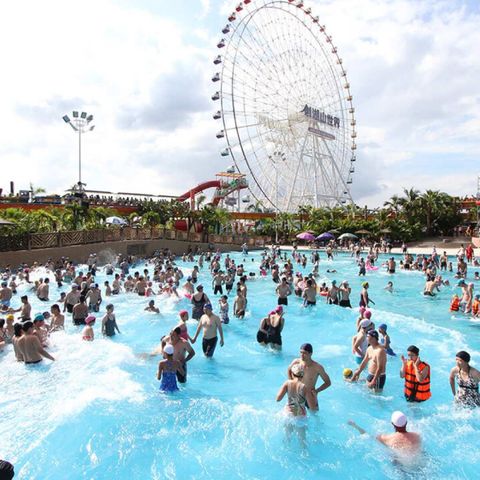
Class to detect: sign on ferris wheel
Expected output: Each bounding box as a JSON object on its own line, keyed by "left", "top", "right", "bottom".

{"left": 211, "top": 0, "right": 357, "bottom": 212}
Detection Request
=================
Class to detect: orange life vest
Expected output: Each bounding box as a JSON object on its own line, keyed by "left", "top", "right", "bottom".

{"left": 404, "top": 360, "right": 431, "bottom": 402}
{"left": 473, "top": 299, "right": 479, "bottom": 315}
{"left": 450, "top": 297, "right": 460, "bottom": 311}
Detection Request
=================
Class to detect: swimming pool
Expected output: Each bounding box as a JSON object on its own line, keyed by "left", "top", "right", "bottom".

{"left": 2, "top": 250, "right": 479, "bottom": 479}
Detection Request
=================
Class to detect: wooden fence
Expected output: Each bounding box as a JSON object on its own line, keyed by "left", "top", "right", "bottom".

{"left": 0, "top": 227, "right": 271, "bottom": 252}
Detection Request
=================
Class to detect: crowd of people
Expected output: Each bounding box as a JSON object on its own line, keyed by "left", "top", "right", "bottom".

{"left": 1, "top": 239, "right": 480, "bottom": 475}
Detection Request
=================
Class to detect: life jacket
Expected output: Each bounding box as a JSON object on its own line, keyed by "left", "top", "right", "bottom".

{"left": 404, "top": 360, "right": 431, "bottom": 402}
{"left": 450, "top": 296, "right": 460, "bottom": 312}
{"left": 473, "top": 299, "right": 480, "bottom": 315}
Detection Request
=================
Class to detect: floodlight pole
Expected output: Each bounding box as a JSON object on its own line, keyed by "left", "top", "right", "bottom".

{"left": 63, "top": 111, "right": 95, "bottom": 192}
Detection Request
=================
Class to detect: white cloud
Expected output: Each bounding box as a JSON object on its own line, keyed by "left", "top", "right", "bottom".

{"left": 0, "top": 0, "right": 478, "bottom": 208}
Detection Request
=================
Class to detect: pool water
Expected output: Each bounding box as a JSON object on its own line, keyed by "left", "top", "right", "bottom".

{"left": 2, "top": 250, "right": 480, "bottom": 479}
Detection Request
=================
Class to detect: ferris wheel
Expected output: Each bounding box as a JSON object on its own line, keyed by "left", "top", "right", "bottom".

{"left": 212, "top": 0, "right": 357, "bottom": 212}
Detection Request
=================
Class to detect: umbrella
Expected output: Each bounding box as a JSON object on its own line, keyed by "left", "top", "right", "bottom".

{"left": 379, "top": 228, "right": 392, "bottom": 234}
{"left": 316, "top": 232, "right": 335, "bottom": 240}
{"left": 106, "top": 216, "right": 128, "bottom": 226}
{"left": 355, "top": 229, "right": 371, "bottom": 235}
{"left": 296, "top": 232, "right": 316, "bottom": 241}
{"left": 0, "top": 218, "right": 15, "bottom": 226}
{"left": 338, "top": 233, "right": 358, "bottom": 240}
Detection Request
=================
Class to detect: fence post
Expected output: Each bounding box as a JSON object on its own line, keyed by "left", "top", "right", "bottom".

{"left": 57, "top": 232, "right": 62, "bottom": 247}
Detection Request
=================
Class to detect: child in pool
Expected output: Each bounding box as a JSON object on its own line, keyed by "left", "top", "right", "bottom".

{"left": 157, "top": 344, "right": 184, "bottom": 392}
{"left": 219, "top": 295, "right": 230, "bottom": 324}
{"left": 378, "top": 324, "right": 396, "bottom": 356}
{"left": 82, "top": 315, "right": 96, "bottom": 341}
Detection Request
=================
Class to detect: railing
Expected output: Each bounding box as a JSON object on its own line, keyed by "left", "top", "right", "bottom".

{"left": 0, "top": 227, "right": 271, "bottom": 252}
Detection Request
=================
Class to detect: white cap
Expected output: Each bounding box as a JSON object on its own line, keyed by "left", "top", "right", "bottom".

{"left": 391, "top": 411, "right": 407, "bottom": 428}
{"left": 164, "top": 344, "right": 174, "bottom": 355}
{"left": 360, "top": 319, "right": 372, "bottom": 329}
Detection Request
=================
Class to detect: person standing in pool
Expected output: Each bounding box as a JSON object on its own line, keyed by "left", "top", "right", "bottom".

{"left": 157, "top": 344, "right": 184, "bottom": 393}
{"left": 378, "top": 324, "right": 396, "bottom": 356}
{"left": 287, "top": 343, "right": 331, "bottom": 411}
{"left": 17, "top": 321, "right": 55, "bottom": 364}
{"left": 449, "top": 351, "right": 480, "bottom": 407}
{"left": 276, "top": 277, "right": 291, "bottom": 306}
{"left": 359, "top": 282, "right": 374, "bottom": 307}
{"left": 266, "top": 306, "right": 284, "bottom": 349}
{"left": 191, "top": 285, "right": 210, "bottom": 321}
{"left": 338, "top": 281, "right": 352, "bottom": 307}
{"left": 102, "top": 304, "right": 121, "bottom": 337}
{"left": 277, "top": 362, "right": 307, "bottom": 417}
{"left": 351, "top": 330, "right": 387, "bottom": 392}
{"left": 191, "top": 303, "right": 224, "bottom": 357}
{"left": 161, "top": 327, "right": 195, "bottom": 383}
{"left": 400, "top": 345, "right": 431, "bottom": 403}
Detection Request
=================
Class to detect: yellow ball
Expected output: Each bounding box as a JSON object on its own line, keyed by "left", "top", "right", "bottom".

{"left": 343, "top": 368, "right": 353, "bottom": 378}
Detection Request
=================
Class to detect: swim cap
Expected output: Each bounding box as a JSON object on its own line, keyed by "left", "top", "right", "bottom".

{"left": 85, "top": 315, "right": 96, "bottom": 324}
{"left": 300, "top": 343, "right": 313, "bottom": 353}
{"left": 364, "top": 310, "right": 372, "bottom": 319}
{"left": 6, "top": 314, "right": 14, "bottom": 321}
{"left": 34, "top": 313, "right": 44, "bottom": 322}
{"left": 456, "top": 351, "right": 471, "bottom": 363}
{"left": 367, "top": 330, "right": 379, "bottom": 340}
{"left": 291, "top": 363, "right": 304, "bottom": 377}
{"left": 378, "top": 324, "right": 387, "bottom": 332}
{"left": 343, "top": 368, "right": 353, "bottom": 378}
{"left": 179, "top": 310, "right": 188, "bottom": 316}
{"left": 203, "top": 303, "right": 212, "bottom": 310}
{"left": 275, "top": 306, "right": 283, "bottom": 313}
{"left": 391, "top": 411, "right": 407, "bottom": 428}
{"left": 164, "top": 344, "right": 174, "bottom": 355}
{"left": 362, "top": 282, "right": 369, "bottom": 287}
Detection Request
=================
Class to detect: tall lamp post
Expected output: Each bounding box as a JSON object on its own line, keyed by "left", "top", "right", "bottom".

{"left": 62, "top": 111, "right": 95, "bottom": 193}
{"left": 269, "top": 151, "right": 286, "bottom": 244}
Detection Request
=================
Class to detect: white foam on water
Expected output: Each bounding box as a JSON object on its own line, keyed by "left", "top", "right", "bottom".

{"left": 0, "top": 331, "right": 145, "bottom": 462}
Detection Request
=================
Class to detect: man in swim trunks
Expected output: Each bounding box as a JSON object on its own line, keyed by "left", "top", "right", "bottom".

{"left": 302, "top": 279, "right": 317, "bottom": 306}
{"left": 13, "top": 295, "right": 31, "bottom": 321}
{"left": 37, "top": 278, "right": 50, "bottom": 301}
{"left": 276, "top": 277, "right": 291, "bottom": 306}
{"left": 387, "top": 257, "right": 396, "bottom": 274}
{"left": 161, "top": 327, "right": 195, "bottom": 383}
{"left": 17, "top": 321, "right": 55, "bottom": 364}
{"left": 192, "top": 303, "right": 224, "bottom": 357}
{"left": 0, "top": 282, "right": 13, "bottom": 308}
{"left": 352, "top": 330, "right": 387, "bottom": 392}
{"left": 287, "top": 343, "right": 331, "bottom": 411}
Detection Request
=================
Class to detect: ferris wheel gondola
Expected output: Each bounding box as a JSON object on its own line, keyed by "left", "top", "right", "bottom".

{"left": 211, "top": 0, "right": 357, "bottom": 212}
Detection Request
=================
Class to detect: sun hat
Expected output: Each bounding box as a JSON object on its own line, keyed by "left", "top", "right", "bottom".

{"left": 164, "top": 344, "right": 174, "bottom": 355}
{"left": 391, "top": 411, "right": 407, "bottom": 428}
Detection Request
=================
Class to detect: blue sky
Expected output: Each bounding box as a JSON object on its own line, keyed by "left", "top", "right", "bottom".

{"left": 0, "top": 0, "right": 478, "bottom": 208}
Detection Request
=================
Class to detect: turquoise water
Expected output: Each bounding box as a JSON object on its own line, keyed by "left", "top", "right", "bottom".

{"left": 2, "top": 250, "right": 480, "bottom": 479}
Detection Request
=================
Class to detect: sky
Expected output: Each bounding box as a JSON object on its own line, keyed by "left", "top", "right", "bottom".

{"left": 0, "top": 0, "right": 479, "bottom": 208}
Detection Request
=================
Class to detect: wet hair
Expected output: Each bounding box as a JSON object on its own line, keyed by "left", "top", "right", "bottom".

{"left": 0, "top": 460, "right": 14, "bottom": 479}
{"left": 21, "top": 295, "right": 28, "bottom": 301}
{"left": 0, "top": 319, "right": 4, "bottom": 328}
{"left": 106, "top": 304, "right": 114, "bottom": 310}
{"left": 407, "top": 345, "right": 420, "bottom": 355}
{"left": 172, "top": 326, "right": 182, "bottom": 335}
{"left": 14, "top": 323, "right": 24, "bottom": 337}
{"left": 80, "top": 296, "right": 86, "bottom": 303}
{"left": 23, "top": 321, "right": 34, "bottom": 332}
{"left": 456, "top": 351, "right": 471, "bottom": 363}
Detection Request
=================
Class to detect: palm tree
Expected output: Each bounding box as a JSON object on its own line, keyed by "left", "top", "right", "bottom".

{"left": 383, "top": 194, "right": 403, "bottom": 215}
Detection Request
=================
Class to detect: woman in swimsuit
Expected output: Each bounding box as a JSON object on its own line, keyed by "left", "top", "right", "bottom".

{"left": 449, "top": 351, "right": 480, "bottom": 407}
{"left": 266, "top": 307, "right": 284, "bottom": 349}
{"left": 82, "top": 315, "right": 96, "bottom": 341}
{"left": 191, "top": 285, "right": 209, "bottom": 320}
{"left": 276, "top": 363, "right": 307, "bottom": 417}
